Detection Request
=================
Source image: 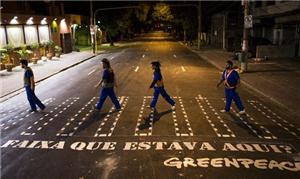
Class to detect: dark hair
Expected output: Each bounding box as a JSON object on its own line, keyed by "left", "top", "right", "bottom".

{"left": 101, "top": 58, "right": 110, "bottom": 68}
{"left": 226, "top": 60, "right": 233, "bottom": 66}
{"left": 20, "top": 59, "right": 28, "bottom": 66}
{"left": 151, "top": 61, "right": 161, "bottom": 68}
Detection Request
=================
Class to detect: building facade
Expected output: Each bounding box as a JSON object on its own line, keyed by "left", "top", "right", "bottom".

{"left": 251, "top": 0, "right": 300, "bottom": 58}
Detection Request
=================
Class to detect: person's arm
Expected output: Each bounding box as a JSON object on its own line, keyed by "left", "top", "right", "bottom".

{"left": 217, "top": 71, "right": 225, "bottom": 87}
{"left": 235, "top": 72, "right": 241, "bottom": 87}
{"left": 114, "top": 75, "right": 118, "bottom": 88}
{"left": 217, "top": 79, "right": 224, "bottom": 87}
{"left": 30, "top": 76, "right": 35, "bottom": 91}
{"left": 149, "top": 72, "right": 158, "bottom": 88}
{"left": 95, "top": 79, "right": 103, "bottom": 88}
{"left": 95, "top": 70, "right": 107, "bottom": 88}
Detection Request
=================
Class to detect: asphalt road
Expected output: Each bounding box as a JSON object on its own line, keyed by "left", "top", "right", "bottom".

{"left": 1, "top": 33, "right": 300, "bottom": 179}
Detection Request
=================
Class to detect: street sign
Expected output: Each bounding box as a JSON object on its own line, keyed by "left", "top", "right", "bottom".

{"left": 244, "top": 15, "right": 253, "bottom": 29}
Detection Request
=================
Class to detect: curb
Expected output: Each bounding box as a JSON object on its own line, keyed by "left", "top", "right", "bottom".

{"left": 0, "top": 54, "right": 97, "bottom": 102}
{"left": 180, "top": 42, "right": 296, "bottom": 116}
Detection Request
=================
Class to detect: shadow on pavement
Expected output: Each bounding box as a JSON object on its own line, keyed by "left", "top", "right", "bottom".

{"left": 229, "top": 112, "right": 265, "bottom": 137}
{"left": 56, "top": 109, "right": 119, "bottom": 138}
{"left": 138, "top": 109, "right": 172, "bottom": 130}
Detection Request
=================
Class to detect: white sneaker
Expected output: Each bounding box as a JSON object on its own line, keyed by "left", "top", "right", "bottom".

{"left": 239, "top": 110, "right": 246, "bottom": 114}
{"left": 220, "top": 109, "right": 228, "bottom": 113}
{"left": 146, "top": 106, "right": 155, "bottom": 110}
{"left": 171, "top": 105, "right": 176, "bottom": 111}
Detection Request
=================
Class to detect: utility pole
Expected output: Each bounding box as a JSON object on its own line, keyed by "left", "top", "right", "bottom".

{"left": 241, "top": 0, "right": 249, "bottom": 72}
{"left": 198, "top": 1, "right": 202, "bottom": 49}
{"left": 90, "top": 0, "right": 95, "bottom": 54}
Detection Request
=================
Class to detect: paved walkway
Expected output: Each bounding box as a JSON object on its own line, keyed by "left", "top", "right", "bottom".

{"left": 183, "top": 43, "right": 300, "bottom": 117}
{"left": 0, "top": 51, "right": 95, "bottom": 98}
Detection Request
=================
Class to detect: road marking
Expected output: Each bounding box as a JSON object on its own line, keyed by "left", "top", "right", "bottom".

{"left": 94, "top": 96, "right": 128, "bottom": 137}
{"left": 198, "top": 95, "right": 235, "bottom": 138}
{"left": 56, "top": 96, "right": 97, "bottom": 136}
{"left": 181, "top": 66, "right": 186, "bottom": 72}
{"left": 248, "top": 100, "right": 299, "bottom": 139}
{"left": 196, "top": 97, "right": 222, "bottom": 137}
{"left": 134, "top": 66, "right": 139, "bottom": 72}
{"left": 88, "top": 69, "right": 96, "bottom": 76}
{"left": 20, "top": 97, "right": 79, "bottom": 136}
{"left": 178, "top": 97, "right": 194, "bottom": 136}
{"left": 222, "top": 99, "right": 276, "bottom": 139}
{"left": 142, "top": 54, "right": 145, "bottom": 58}
{"left": 135, "top": 97, "right": 147, "bottom": 136}
{"left": 173, "top": 54, "right": 177, "bottom": 58}
{"left": 1, "top": 98, "right": 55, "bottom": 130}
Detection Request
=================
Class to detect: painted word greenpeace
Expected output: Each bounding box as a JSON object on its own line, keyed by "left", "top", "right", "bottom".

{"left": 0, "top": 140, "right": 295, "bottom": 154}
{"left": 164, "top": 157, "right": 300, "bottom": 172}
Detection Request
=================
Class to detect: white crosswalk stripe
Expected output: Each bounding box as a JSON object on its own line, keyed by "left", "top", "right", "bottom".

{"left": 2, "top": 95, "right": 299, "bottom": 140}
{"left": 134, "top": 96, "right": 154, "bottom": 136}
{"left": 198, "top": 95, "right": 235, "bottom": 138}
{"left": 94, "top": 96, "right": 129, "bottom": 137}
{"left": 20, "top": 97, "right": 79, "bottom": 136}
{"left": 248, "top": 100, "right": 300, "bottom": 139}
{"left": 1, "top": 98, "right": 55, "bottom": 130}
{"left": 57, "top": 96, "right": 97, "bottom": 137}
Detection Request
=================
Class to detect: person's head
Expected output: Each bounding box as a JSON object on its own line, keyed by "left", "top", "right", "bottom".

{"left": 151, "top": 61, "right": 161, "bottom": 70}
{"left": 225, "top": 60, "right": 233, "bottom": 70}
{"left": 101, "top": 58, "right": 110, "bottom": 69}
{"left": 20, "top": 59, "right": 28, "bottom": 69}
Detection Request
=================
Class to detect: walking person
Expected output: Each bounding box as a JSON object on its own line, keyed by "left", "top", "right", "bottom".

{"left": 20, "top": 59, "right": 45, "bottom": 112}
{"left": 148, "top": 61, "right": 176, "bottom": 110}
{"left": 217, "top": 60, "right": 245, "bottom": 114}
{"left": 95, "top": 58, "right": 121, "bottom": 111}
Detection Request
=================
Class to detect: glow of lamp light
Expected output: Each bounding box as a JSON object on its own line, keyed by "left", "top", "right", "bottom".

{"left": 10, "top": 16, "right": 18, "bottom": 24}
{"left": 26, "top": 17, "right": 34, "bottom": 25}
{"left": 41, "top": 18, "right": 47, "bottom": 25}
{"left": 59, "top": 19, "right": 68, "bottom": 34}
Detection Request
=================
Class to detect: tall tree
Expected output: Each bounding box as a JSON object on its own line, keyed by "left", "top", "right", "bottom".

{"left": 152, "top": 3, "right": 174, "bottom": 22}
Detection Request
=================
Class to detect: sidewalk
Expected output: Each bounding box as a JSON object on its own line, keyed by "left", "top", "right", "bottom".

{"left": 183, "top": 43, "right": 300, "bottom": 116}
{"left": 0, "top": 51, "right": 95, "bottom": 98}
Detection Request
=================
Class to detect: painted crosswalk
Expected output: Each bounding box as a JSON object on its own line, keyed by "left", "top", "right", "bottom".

{"left": 20, "top": 97, "right": 79, "bottom": 136}
{"left": 0, "top": 98, "right": 55, "bottom": 130}
{"left": 1, "top": 95, "right": 299, "bottom": 140}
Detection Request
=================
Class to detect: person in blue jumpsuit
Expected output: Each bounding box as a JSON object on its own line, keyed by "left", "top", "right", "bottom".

{"left": 95, "top": 58, "right": 121, "bottom": 111}
{"left": 20, "top": 59, "right": 45, "bottom": 112}
{"left": 217, "top": 60, "right": 245, "bottom": 114}
{"left": 149, "top": 61, "right": 176, "bottom": 110}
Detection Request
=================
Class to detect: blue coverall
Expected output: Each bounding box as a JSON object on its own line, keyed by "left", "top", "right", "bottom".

{"left": 221, "top": 69, "right": 244, "bottom": 112}
{"left": 96, "top": 69, "right": 121, "bottom": 110}
{"left": 24, "top": 68, "right": 45, "bottom": 111}
{"left": 149, "top": 69, "right": 175, "bottom": 108}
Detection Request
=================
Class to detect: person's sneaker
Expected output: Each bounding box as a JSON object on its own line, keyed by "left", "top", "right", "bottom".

{"left": 115, "top": 108, "right": 121, "bottom": 112}
{"left": 171, "top": 105, "right": 176, "bottom": 111}
{"left": 41, "top": 106, "right": 46, "bottom": 111}
{"left": 146, "top": 105, "right": 155, "bottom": 110}
{"left": 239, "top": 110, "right": 246, "bottom": 115}
{"left": 29, "top": 109, "right": 37, "bottom": 113}
{"left": 220, "top": 109, "right": 228, "bottom": 113}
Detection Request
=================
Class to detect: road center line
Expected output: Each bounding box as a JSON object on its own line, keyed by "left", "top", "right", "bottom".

{"left": 181, "top": 66, "right": 186, "bottom": 72}
{"left": 142, "top": 54, "right": 145, "bottom": 58}
{"left": 173, "top": 54, "right": 177, "bottom": 58}
{"left": 88, "top": 69, "right": 96, "bottom": 76}
{"left": 134, "top": 66, "right": 140, "bottom": 72}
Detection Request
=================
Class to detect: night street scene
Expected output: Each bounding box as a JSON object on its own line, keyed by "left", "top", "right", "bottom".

{"left": 1, "top": 0, "right": 300, "bottom": 178}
